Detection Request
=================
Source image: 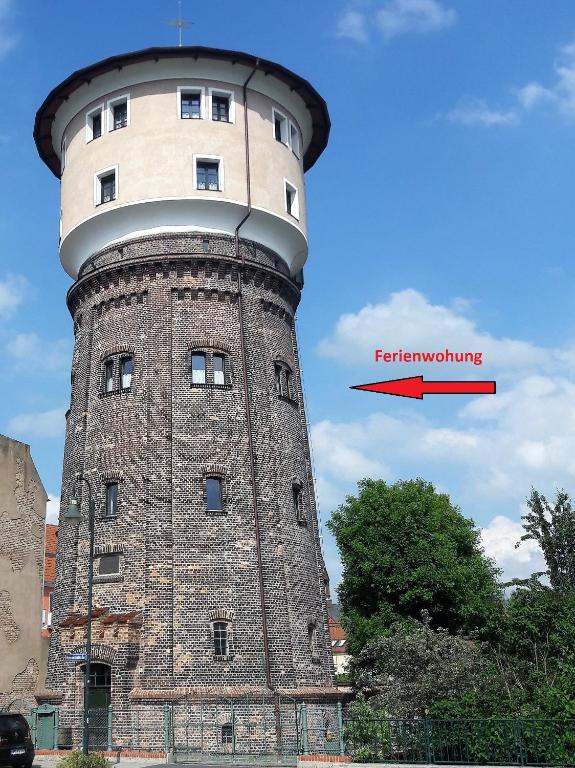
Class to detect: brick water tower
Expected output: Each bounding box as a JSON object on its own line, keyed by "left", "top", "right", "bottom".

{"left": 34, "top": 46, "right": 339, "bottom": 752}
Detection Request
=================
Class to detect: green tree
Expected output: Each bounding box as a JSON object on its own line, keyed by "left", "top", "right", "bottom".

{"left": 353, "top": 614, "right": 488, "bottom": 717}
{"left": 431, "top": 584, "right": 575, "bottom": 718}
{"left": 327, "top": 478, "right": 502, "bottom": 654}
{"left": 518, "top": 489, "right": 575, "bottom": 590}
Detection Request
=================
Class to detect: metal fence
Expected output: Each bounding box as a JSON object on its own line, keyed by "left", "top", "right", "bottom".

{"left": 21, "top": 698, "right": 346, "bottom": 760}
{"left": 16, "top": 703, "right": 575, "bottom": 765}
{"left": 341, "top": 717, "right": 575, "bottom": 766}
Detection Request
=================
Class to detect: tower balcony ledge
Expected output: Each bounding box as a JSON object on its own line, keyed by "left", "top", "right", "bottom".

{"left": 60, "top": 198, "right": 308, "bottom": 279}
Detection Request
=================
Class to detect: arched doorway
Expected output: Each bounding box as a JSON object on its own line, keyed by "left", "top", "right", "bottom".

{"left": 84, "top": 663, "right": 111, "bottom": 749}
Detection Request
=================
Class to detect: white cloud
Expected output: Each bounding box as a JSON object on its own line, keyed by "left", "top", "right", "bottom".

{"left": 317, "top": 288, "right": 548, "bottom": 373}
{"left": 311, "top": 397, "right": 560, "bottom": 582}
{"left": 480, "top": 514, "right": 546, "bottom": 583}
{"left": 0, "top": 0, "right": 16, "bottom": 59}
{"left": 46, "top": 493, "right": 60, "bottom": 524}
{"left": 6, "top": 408, "right": 67, "bottom": 439}
{"left": 0, "top": 274, "right": 27, "bottom": 318}
{"left": 336, "top": 10, "right": 368, "bottom": 43}
{"left": 446, "top": 36, "right": 575, "bottom": 128}
{"left": 336, "top": 0, "right": 455, "bottom": 44}
{"left": 444, "top": 98, "right": 518, "bottom": 127}
{"left": 312, "top": 419, "right": 391, "bottom": 481}
{"left": 509, "top": 39, "right": 575, "bottom": 119}
{"left": 376, "top": 0, "right": 456, "bottom": 40}
{"left": 6, "top": 333, "right": 71, "bottom": 372}
{"left": 517, "top": 82, "right": 555, "bottom": 111}
{"left": 314, "top": 290, "right": 575, "bottom": 585}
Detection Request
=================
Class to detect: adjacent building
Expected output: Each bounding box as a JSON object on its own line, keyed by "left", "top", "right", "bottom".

{"left": 328, "top": 618, "right": 351, "bottom": 677}
{"left": 42, "top": 524, "right": 58, "bottom": 638}
{"left": 34, "top": 46, "right": 338, "bottom": 751}
{"left": 0, "top": 435, "right": 47, "bottom": 712}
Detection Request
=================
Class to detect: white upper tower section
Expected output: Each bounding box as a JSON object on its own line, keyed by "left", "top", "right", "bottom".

{"left": 34, "top": 47, "right": 330, "bottom": 279}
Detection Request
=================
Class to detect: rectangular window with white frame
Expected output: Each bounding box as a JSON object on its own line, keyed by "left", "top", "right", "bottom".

{"left": 273, "top": 109, "right": 289, "bottom": 145}
{"left": 178, "top": 86, "right": 205, "bottom": 119}
{"left": 284, "top": 180, "right": 300, "bottom": 220}
{"left": 194, "top": 156, "right": 223, "bottom": 192}
{"left": 86, "top": 104, "right": 104, "bottom": 142}
{"left": 94, "top": 166, "right": 118, "bottom": 206}
{"left": 290, "top": 122, "right": 301, "bottom": 159}
{"left": 107, "top": 94, "right": 130, "bottom": 131}
{"left": 210, "top": 88, "right": 235, "bottom": 123}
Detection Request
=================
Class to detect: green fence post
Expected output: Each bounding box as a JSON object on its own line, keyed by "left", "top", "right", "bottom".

{"left": 337, "top": 703, "right": 345, "bottom": 756}
{"left": 424, "top": 720, "right": 433, "bottom": 764}
{"left": 231, "top": 702, "right": 236, "bottom": 756}
{"left": 30, "top": 709, "right": 37, "bottom": 748}
{"left": 107, "top": 705, "right": 113, "bottom": 751}
{"left": 54, "top": 707, "right": 60, "bottom": 750}
{"left": 301, "top": 704, "right": 309, "bottom": 755}
{"left": 514, "top": 719, "right": 526, "bottom": 766}
{"left": 163, "top": 704, "right": 171, "bottom": 753}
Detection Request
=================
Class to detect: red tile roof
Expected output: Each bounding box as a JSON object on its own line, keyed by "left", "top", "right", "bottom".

{"left": 328, "top": 617, "right": 348, "bottom": 654}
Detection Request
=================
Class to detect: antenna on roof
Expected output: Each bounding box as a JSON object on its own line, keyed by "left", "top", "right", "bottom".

{"left": 166, "top": 0, "right": 192, "bottom": 47}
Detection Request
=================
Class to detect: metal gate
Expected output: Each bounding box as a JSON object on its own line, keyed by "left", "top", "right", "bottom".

{"left": 87, "top": 707, "right": 111, "bottom": 750}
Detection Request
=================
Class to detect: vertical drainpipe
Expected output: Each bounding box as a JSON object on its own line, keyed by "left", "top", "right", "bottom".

{"left": 233, "top": 61, "right": 275, "bottom": 698}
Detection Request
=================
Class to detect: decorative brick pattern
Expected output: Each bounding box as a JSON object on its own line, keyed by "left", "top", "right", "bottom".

{"left": 45, "top": 232, "right": 337, "bottom": 747}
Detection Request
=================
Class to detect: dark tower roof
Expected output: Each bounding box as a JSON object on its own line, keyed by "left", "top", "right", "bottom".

{"left": 34, "top": 45, "right": 331, "bottom": 177}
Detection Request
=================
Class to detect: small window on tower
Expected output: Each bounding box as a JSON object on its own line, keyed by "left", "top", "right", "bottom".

{"left": 213, "top": 354, "right": 226, "bottom": 386}
{"left": 95, "top": 169, "right": 117, "bottom": 206}
{"left": 98, "top": 553, "right": 120, "bottom": 575}
{"left": 213, "top": 621, "right": 229, "bottom": 656}
{"left": 104, "top": 359, "right": 114, "bottom": 392}
{"left": 120, "top": 356, "right": 133, "bottom": 390}
{"left": 293, "top": 483, "right": 306, "bottom": 525}
{"left": 181, "top": 91, "right": 202, "bottom": 119}
{"left": 86, "top": 105, "right": 104, "bottom": 142}
{"left": 308, "top": 621, "right": 319, "bottom": 662}
{"left": 285, "top": 369, "right": 294, "bottom": 399}
{"left": 107, "top": 94, "right": 130, "bottom": 132}
{"left": 290, "top": 123, "right": 301, "bottom": 158}
{"left": 191, "top": 353, "right": 206, "bottom": 384}
{"left": 285, "top": 181, "right": 299, "bottom": 219}
{"left": 92, "top": 113, "right": 102, "bottom": 139}
{"left": 196, "top": 160, "right": 220, "bottom": 192}
{"left": 112, "top": 101, "right": 127, "bottom": 130}
{"left": 104, "top": 482, "right": 119, "bottom": 518}
{"left": 273, "top": 109, "right": 288, "bottom": 144}
{"left": 274, "top": 364, "right": 283, "bottom": 396}
{"left": 206, "top": 477, "right": 223, "bottom": 512}
{"left": 274, "top": 361, "right": 297, "bottom": 404}
{"left": 212, "top": 94, "right": 230, "bottom": 122}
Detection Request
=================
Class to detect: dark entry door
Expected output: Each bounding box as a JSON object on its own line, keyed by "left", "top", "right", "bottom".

{"left": 87, "top": 663, "right": 111, "bottom": 749}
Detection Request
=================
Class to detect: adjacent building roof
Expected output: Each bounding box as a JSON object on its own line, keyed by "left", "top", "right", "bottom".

{"left": 34, "top": 46, "right": 331, "bottom": 177}
{"left": 44, "top": 523, "right": 58, "bottom": 585}
{"left": 328, "top": 616, "right": 348, "bottom": 654}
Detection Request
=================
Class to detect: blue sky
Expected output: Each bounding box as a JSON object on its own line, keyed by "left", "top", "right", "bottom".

{"left": 3, "top": 0, "right": 575, "bottom": 591}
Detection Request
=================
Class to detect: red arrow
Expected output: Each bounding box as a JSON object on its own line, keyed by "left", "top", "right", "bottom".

{"left": 351, "top": 376, "right": 496, "bottom": 400}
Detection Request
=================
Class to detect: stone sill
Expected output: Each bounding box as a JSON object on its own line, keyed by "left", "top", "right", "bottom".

{"left": 190, "top": 383, "right": 233, "bottom": 390}
{"left": 278, "top": 394, "right": 299, "bottom": 407}
{"left": 99, "top": 389, "right": 132, "bottom": 399}
{"left": 94, "top": 574, "right": 123, "bottom": 584}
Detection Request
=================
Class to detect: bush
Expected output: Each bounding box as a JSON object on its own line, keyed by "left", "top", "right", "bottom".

{"left": 57, "top": 751, "right": 111, "bottom": 768}
{"left": 344, "top": 695, "right": 391, "bottom": 762}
